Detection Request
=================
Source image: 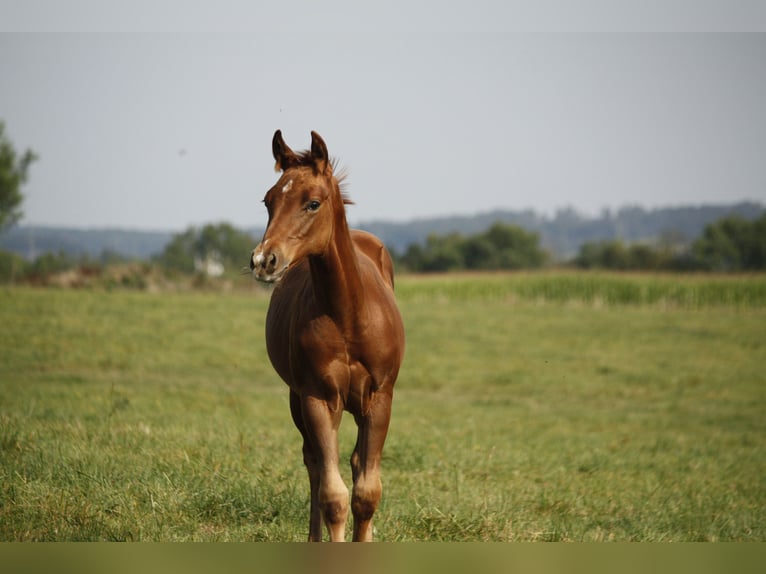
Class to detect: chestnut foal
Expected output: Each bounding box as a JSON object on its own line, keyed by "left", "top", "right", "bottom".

{"left": 251, "top": 130, "right": 405, "bottom": 541}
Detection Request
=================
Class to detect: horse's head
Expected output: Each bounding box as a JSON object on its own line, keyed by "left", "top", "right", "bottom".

{"left": 251, "top": 130, "right": 349, "bottom": 283}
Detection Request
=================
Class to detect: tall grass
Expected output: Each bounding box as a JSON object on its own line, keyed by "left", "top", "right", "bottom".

{"left": 1, "top": 273, "right": 765, "bottom": 540}
{"left": 396, "top": 271, "right": 766, "bottom": 308}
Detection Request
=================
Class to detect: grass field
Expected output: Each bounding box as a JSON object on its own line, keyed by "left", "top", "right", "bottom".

{"left": 1, "top": 272, "right": 765, "bottom": 541}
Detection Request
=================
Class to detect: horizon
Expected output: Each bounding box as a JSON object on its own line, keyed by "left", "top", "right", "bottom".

{"left": 6, "top": 198, "right": 763, "bottom": 234}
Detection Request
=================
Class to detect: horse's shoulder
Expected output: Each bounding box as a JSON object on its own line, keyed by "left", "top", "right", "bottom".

{"left": 350, "top": 229, "right": 395, "bottom": 289}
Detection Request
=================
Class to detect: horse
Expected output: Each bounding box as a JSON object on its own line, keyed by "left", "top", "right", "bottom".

{"left": 250, "top": 130, "right": 405, "bottom": 541}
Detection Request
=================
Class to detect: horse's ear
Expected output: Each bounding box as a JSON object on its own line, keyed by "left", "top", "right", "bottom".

{"left": 272, "top": 130, "right": 298, "bottom": 172}
{"left": 310, "top": 131, "right": 330, "bottom": 175}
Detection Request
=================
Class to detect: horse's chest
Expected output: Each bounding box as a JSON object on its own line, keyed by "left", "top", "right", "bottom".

{"left": 267, "top": 311, "right": 382, "bottom": 405}
{"left": 267, "top": 306, "right": 343, "bottom": 369}
{"left": 264, "top": 271, "right": 400, "bottom": 412}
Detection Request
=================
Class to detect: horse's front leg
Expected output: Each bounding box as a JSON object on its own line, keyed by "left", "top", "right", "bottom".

{"left": 299, "top": 392, "right": 349, "bottom": 541}
{"left": 290, "top": 391, "right": 322, "bottom": 541}
{"left": 350, "top": 388, "right": 393, "bottom": 542}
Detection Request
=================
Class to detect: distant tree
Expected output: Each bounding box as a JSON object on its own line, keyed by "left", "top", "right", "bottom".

{"left": 0, "top": 121, "right": 38, "bottom": 232}
{"left": 749, "top": 214, "right": 766, "bottom": 269}
{"left": 461, "top": 235, "right": 496, "bottom": 270}
{"left": 0, "top": 249, "right": 26, "bottom": 283}
{"left": 395, "top": 222, "right": 546, "bottom": 272}
{"left": 572, "top": 241, "right": 600, "bottom": 269}
{"left": 600, "top": 241, "right": 630, "bottom": 270}
{"left": 628, "top": 244, "right": 660, "bottom": 270}
{"left": 399, "top": 243, "right": 426, "bottom": 272}
{"left": 26, "top": 250, "right": 78, "bottom": 278}
{"left": 195, "top": 222, "right": 255, "bottom": 270}
{"left": 420, "top": 233, "right": 465, "bottom": 272}
{"left": 156, "top": 223, "right": 256, "bottom": 276}
{"left": 574, "top": 239, "right": 673, "bottom": 270}
{"left": 399, "top": 233, "right": 462, "bottom": 272}
{"left": 572, "top": 215, "right": 766, "bottom": 272}
{"left": 692, "top": 214, "right": 766, "bottom": 271}
{"left": 483, "top": 223, "right": 546, "bottom": 269}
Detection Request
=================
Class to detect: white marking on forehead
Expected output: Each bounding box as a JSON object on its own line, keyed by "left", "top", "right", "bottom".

{"left": 281, "top": 179, "right": 294, "bottom": 194}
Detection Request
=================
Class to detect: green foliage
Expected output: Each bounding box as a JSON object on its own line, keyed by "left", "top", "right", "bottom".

{"left": 0, "top": 220, "right": 282, "bottom": 289}
{"left": 398, "top": 223, "right": 547, "bottom": 272}
{"left": 0, "top": 121, "right": 38, "bottom": 232}
{"left": 574, "top": 213, "right": 766, "bottom": 272}
{"left": 157, "top": 228, "right": 197, "bottom": 273}
{"left": 574, "top": 239, "right": 686, "bottom": 271}
{"left": 692, "top": 213, "right": 766, "bottom": 271}
{"left": 1, "top": 274, "right": 765, "bottom": 541}
{"left": 365, "top": 202, "right": 764, "bottom": 258}
{"left": 0, "top": 247, "right": 160, "bottom": 288}
{"left": 25, "top": 250, "right": 80, "bottom": 278}
{"left": 0, "top": 249, "right": 26, "bottom": 283}
{"left": 156, "top": 223, "right": 256, "bottom": 277}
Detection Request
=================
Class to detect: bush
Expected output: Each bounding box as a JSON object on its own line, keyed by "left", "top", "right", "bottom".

{"left": 692, "top": 214, "right": 766, "bottom": 271}
{"left": 0, "top": 249, "right": 26, "bottom": 283}
{"left": 25, "top": 250, "right": 79, "bottom": 280}
{"left": 397, "top": 223, "right": 547, "bottom": 272}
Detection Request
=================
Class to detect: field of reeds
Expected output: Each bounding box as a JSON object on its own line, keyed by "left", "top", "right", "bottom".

{"left": 1, "top": 271, "right": 765, "bottom": 541}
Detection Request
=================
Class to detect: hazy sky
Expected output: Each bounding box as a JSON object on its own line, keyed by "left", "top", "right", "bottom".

{"left": 1, "top": 3, "right": 765, "bottom": 231}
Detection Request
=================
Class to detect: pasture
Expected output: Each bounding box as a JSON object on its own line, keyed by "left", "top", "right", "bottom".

{"left": 1, "top": 272, "right": 765, "bottom": 541}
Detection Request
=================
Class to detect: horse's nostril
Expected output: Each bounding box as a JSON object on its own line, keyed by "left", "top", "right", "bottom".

{"left": 251, "top": 250, "right": 266, "bottom": 272}
{"left": 268, "top": 253, "right": 277, "bottom": 268}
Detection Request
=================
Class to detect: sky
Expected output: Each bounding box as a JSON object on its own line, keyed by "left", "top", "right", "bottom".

{"left": 1, "top": 2, "right": 765, "bottom": 232}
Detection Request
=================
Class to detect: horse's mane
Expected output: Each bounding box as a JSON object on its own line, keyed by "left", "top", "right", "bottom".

{"left": 333, "top": 160, "right": 353, "bottom": 206}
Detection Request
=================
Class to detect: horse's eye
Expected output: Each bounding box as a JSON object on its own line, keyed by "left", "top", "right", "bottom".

{"left": 307, "top": 200, "right": 321, "bottom": 212}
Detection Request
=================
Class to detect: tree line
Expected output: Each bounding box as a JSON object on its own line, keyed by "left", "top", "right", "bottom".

{"left": 0, "top": 222, "right": 258, "bottom": 286}
{"left": 2, "top": 120, "right": 766, "bottom": 285}
{"left": 3, "top": 214, "right": 766, "bottom": 285}
{"left": 395, "top": 223, "right": 547, "bottom": 272}
{"left": 571, "top": 213, "right": 766, "bottom": 272}
{"left": 394, "top": 214, "right": 766, "bottom": 273}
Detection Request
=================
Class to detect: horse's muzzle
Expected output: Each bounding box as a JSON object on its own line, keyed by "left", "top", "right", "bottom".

{"left": 251, "top": 245, "right": 285, "bottom": 283}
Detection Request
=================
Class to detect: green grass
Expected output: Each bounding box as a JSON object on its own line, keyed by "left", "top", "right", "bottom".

{"left": 396, "top": 270, "right": 766, "bottom": 308}
{"left": 1, "top": 272, "right": 765, "bottom": 540}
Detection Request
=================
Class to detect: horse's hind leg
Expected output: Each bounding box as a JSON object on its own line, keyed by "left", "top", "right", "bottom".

{"left": 350, "top": 389, "right": 393, "bottom": 542}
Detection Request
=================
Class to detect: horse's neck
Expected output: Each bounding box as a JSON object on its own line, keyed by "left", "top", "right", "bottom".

{"left": 309, "top": 216, "right": 365, "bottom": 332}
